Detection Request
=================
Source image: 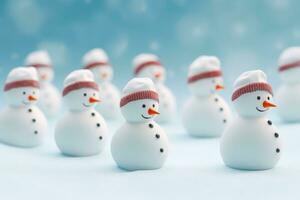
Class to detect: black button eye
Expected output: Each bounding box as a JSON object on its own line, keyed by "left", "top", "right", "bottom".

{"left": 33, "top": 91, "right": 35, "bottom": 95}
{"left": 23, "top": 91, "right": 26, "bottom": 95}
{"left": 257, "top": 96, "right": 261, "bottom": 100}
{"left": 142, "top": 104, "right": 146, "bottom": 108}
{"left": 83, "top": 93, "right": 87, "bottom": 97}
{"left": 152, "top": 104, "right": 155, "bottom": 107}
{"left": 93, "top": 93, "right": 96, "bottom": 96}
{"left": 212, "top": 79, "right": 216, "bottom": 83}
{"left": 267, "top": 96, "right": 270, "bottom": 100}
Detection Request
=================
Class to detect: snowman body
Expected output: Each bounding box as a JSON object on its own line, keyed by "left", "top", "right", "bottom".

{"left": 111, "top": 121, "right": 168, "bottom": 170}
{"left": 183, "top": 55, "right": 231, "bottom": 137}
{"left": 55, "top": 108, "right": 108, "bottom": 156}
{"left": 96, "top": 82, "right": 121, "bottom": 120}
{"left": 38, "top": 82, "right": 61, "bottom": 118}
{"left": 276, "top": 84, "right": 300, "bottom": 122}
{"left": 111, "top": 78, "right": 169, "bottom": 170}
{"left": 221, "top": 116, "right": 281, "bottom": 170}
{"left": 220, "top": 70, "right": 281, "bottom": 170}
{"left": 0, "top": 105, "right": 47, "bottom": 147}
{"left": 155, "top": 83, "right": 176, "bottom": 123}
{"left": 182, "top": 94, "right": 231, "bottom": 137}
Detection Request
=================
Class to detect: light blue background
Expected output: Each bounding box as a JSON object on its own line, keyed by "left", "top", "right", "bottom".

{"left": 1, "top": 0, "right": 300, "bottom": 105}
{"left": 1, "top": 1, "right": 300, "bottom": 199}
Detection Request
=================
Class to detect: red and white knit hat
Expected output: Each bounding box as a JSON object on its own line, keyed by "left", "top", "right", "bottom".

{"left": 232, "top": 70, "right": 273, "bottom": 101}
{"left": 25, "top": 50, "right": 52, "bottom": 68}
{"left": 82, "top": 48, "right": 110, "bottom": 70}
{"left": 4, "top": 67, "right": 39, "bottom": 92}
{"left": 62, "top": 69, "right": 99, "bottom": 97}
{"left": 278, "top": 47, "right": 300, "bottom": 72}
{"left": 188, "top": 56, "right": 222, "bottom": 84}
{"left": 133, "top": 53, "right": 163, "bottom": 75}
{"left": 120, "top": 78, "right": 159, "bottom": 107}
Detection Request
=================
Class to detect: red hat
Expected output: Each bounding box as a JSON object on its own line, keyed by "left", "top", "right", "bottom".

{"left": 25, "top": 50, "right": 52, "bottom": 68}
{"left": 231, "top": 70, "right": 273, "bottom": 101}
{"left": 120, "top": 78, "right": 159, "bottom": 107}
{"left": 188, "top": 56, "right": 222, "bottom": 84}
{"left": 82, "top": 48, "right": 110, "bottom": 70}
{"left": 133, "top": 53, "right": 162, "bottom": 75}
{"left": 278, "top": 47, "right": 300, "bottom": 72}
{"left": 4, "top": 67, "right": 40, "bottom": 92}
{"left": 62, "top": 69, "right": 99, "bottom": 97}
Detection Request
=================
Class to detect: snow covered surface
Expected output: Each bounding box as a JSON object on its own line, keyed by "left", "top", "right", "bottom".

{"left": 0, "top": 117, "right": 299, "bottom": 200}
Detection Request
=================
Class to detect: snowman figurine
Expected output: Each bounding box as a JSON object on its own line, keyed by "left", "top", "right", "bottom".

{"left": 111, "top": 78, "right": 169, "bottom": 170}
{"left": 25, "top": 50, "right": 61, "bottom": 118}
{"left": 182, "top": 56, "right": 232, "bottom": 137}
{"left": 276, "top": 47, "right": 300, "bottom": 122}
{"left": 220, "top": 70, "right": 282, "bottom": 170}
{"left": 82, "top": 48, "right": 121, "bottom": 120}
{"left": 55, "top": 69, "right": 108, "bottom": 156}
{"left": 0, "top": 67, "right": 47, "bottom": 147}
{"left": 133, "top": 53, "right": 176, "bottom": 123}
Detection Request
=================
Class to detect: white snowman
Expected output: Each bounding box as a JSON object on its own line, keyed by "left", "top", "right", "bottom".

{"left": 182, "top": 56, "right": 232, "bottom": 137}
{"left": 55, "top": 69, "right": 108, "bottom": 156}
{"left": 0, "top": 67, "right": 48, "bottom": 147}
{"left": 133, "top": 53, "right": 176, "bottom": 123}
{"left": 25, "top": 50, "right": 61, "bottom": 118}
{"left": 276, "top": 47, "right": 300, "bottom": 122}
{"left": 111, "top": 78, "right": 169, "bottom": 171}
{"left": 82, "top": 48, "right": 121, "bottom": 120}
{"left": 220, "top": 70, "right": 282, "bottom": 170}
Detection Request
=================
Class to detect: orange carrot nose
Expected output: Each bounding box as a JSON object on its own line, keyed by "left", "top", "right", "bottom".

{"left": 41, "top": 74, "right": 47, "bottom": 80}
{"left": 154, "top": 72, "right": 161, "bottom": 78}
{"left": 148, "top": 108, "right": 160, "bottom": 116}
{"left": 263, "top": 100, "right": 277, "bottom": 108}
{"left": 215, "top": 84, "right": 224, "bottom": 91}
{"left": 101, "top": 73, "right": 108, "bottom": 78}
{"left": 28, "top": 95, "right": 37, "bottom": 101}
{"left": 89, "top": 97, "right": 100, "bottom": 103}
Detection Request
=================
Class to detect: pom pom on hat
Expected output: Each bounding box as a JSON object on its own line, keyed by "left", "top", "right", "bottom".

{"left": 25, "top": 50, "right": 52, "bottom": 68}
{"left": 133, "top": 53, "right": 162, "bottom": 75}
{"left": 4, "top": 67, "right": 39, "bottom": 92}
{"left": 82, "top": 48, "right": 110, "bottom": 69}
{"left": 232, "top": 70, "right": 273, "bottom": 101}
{"left": 62, "top": 69, "right": 98, "bottom": 96}
{"left": 188, "top": 56, "right": 222, "bottom": 84}
{"left": 278, "top": 47, "right": 300, "bottom": 72}
{"left": 120, "top": 78, "right": 159, "bottom": 107}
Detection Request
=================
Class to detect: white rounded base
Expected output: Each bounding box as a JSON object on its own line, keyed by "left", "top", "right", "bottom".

{"left": 111, "top": 121, "right": 169, "bottom": 171}
{"left": 0, "top": 106, "right": 47, "bottom": 147}
{"left": 55, "top": 109, "right": 108, "bottom": 156}
{"left": 182, "top": 95, "right": 231, "bottom": 137}
{"left": 220, "top": 117, "right": 282, "bottom": 170}
{"left": 276, "top": 84, "right": 300, "bottom": 122}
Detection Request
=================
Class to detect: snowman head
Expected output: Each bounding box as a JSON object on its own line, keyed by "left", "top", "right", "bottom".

{"left": 63, "top": 70, "right": 100, "bottom": 111}
{"left": 278, "top": 47, "right": 300, "bottom": 84}
{"left": 188, "top": 56, "right": 224, "bottom": 96}
{"left": 4, "top": 67, "right": 40, "bottom": 107}
{"left": 25, "top": 50, "right": 54, "bottom": 82}
{"left": 120, "top": 78, "right": 160, "bottom": 123}
{"left": 82, "top": 48, "right": 113, "bottom": 83}
{"left": 232, "top": 70, "right": 276, "bottom": 118}
{"left": 133, "top": 53, "right": 165, "bottom": 83}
